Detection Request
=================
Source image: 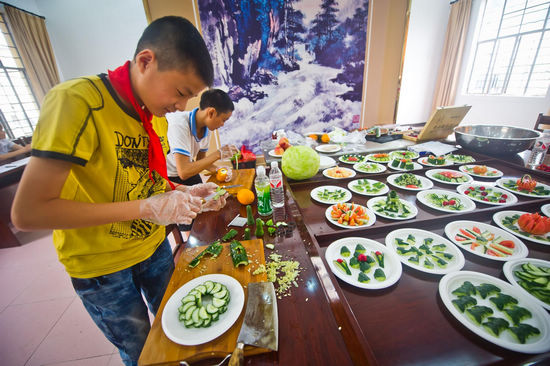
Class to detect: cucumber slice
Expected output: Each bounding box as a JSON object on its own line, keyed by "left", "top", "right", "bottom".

{"left": 219, "top": 305, "right": 227, "bottom": 314}
{"left": 191, "top": 308, "right": 200, "bottom": 324}
{"left": 184, "top": 318, "right": 194, "bottom": 327}
{"left": 185, "top": 305, "right": 197, "bottom": 320}
{"left": 214, "top": 289, "right": 228, "bottom": 299}
{"left": 181, "top": 302, "right": 195, "bottom": 314}
{"left": 196, "top": 285, "right": 207, "bottom": 295}
{"left": 206, "top": 304, "right": 219, "bottom": 314}
{"left": 204, "top": 281, "right": 214, "bottom": 294}
{"left": 199, "top": 306, "right": 209, "bottom": 320}
{"left": 212, "top": 283, "right": 222, "bottom": 294}
{"left": 203, "top": 318, "right": 212, "bottom": 327}
{"left": 212, "top": 297, "right": 226, "bottom": 308}
{"left": 178, "top": 313, "right": 187, "bottom": 321}
{"left": 181, "top": 295, "right": 196, "bottom": 304}
{"left": 194, "top": 319, "right": 203, "bottom": 327}
{"left": 212, "top": 312, "right": 219, "bottom": 321}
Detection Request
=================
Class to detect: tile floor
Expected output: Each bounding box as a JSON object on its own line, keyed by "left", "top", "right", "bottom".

{"left": 0, "top": 229, "right": 179, "bottom": 366}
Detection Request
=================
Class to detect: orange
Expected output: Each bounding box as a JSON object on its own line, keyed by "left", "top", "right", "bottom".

{"left": 321, "top": 133, "right": 330, "bottom": 143}
{"left": 237, "top": 188, "right": 255, "bottom": 205}
{"left": 216, "top": 168, "right": 228, "bottom": 182}
{"left": 308, "top": 134, "right": 318, "bottom": 141}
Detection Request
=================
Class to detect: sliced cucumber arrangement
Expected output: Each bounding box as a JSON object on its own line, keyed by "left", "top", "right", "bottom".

{"left": 178, "top": 280, "right": 230, "bottom": 328}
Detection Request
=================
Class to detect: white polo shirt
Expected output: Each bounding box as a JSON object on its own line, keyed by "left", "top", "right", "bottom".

{"left": 166, "top": 108, "right": 210, "bottom": 177}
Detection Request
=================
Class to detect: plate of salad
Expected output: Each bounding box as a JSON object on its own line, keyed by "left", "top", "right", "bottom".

{"left": 347, "top": 179, "right": 389, "bottom": 196}
{"left": 389, "top": 150, "right": 419, "bottom": 160}
{"left": 325, "top": 202, "right": 376, "bottom": 229}
{"left": 493, "top": 210, "right": 550, "bottom": 246}
{"left": 496, "top": 175, "right": 550, "bottom": 198}
{"left": 386, "top": 228, "right": 465, "bottom": 275}
{"left": 439, "top": 271, "right": 550, "bottom": 353}
{"left": 323, "top": 166, "right": 356, "bottom": 179}
{"left": 353, "top": 162, "right": 386, "bottom": 174}
{"left": 445, "top": 154, "right": 476, "bottom": 164}
{"left": 367, "top": 190, "right": 418, "bottom": 220}
{"left": 418, "top": 155, "right": 453, "bottom": 167}
{"left": 416, "top": 189, "right": 476, "bottom": 213}
{"left": 366, "top": 153, "right": 391, "bottom": 163}
{"left": 338, "top": 154, "right": 366, "bottom": 164}
{"left": 386, "top": 173, "right": 434, "bottom": 191}
{"left": 459, "top": 165, "right": 503, "bottom": 178}
{"left": 444, "top": 221, "right": 528, "bottom": 261}
{"left": 503, "top": 258, "right": 550, "bottom": 311}
{"left": 325, "top": 237, "right": 402, "bottom": 289}
{"left": 425, "top": 169, "right": 473, "bottom": 185}
{"left": 457, "top": 183, "right": 518, "bottom": 206}
{"left": 310, "top": 185, "right": 352, "bottom": 204}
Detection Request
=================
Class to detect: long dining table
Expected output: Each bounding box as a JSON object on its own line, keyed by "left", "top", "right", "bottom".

{"left": 139, "top": 147, "right": 550, "bottom": 366}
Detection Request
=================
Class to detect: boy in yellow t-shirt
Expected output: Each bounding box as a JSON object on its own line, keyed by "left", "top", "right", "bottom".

{"left": 11, "top": 17, "right": 227, "bottom": 366}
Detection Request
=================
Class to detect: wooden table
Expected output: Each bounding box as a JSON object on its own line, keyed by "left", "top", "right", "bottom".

{"left": 140, "top": 148, "right": 550, "bottom": 366}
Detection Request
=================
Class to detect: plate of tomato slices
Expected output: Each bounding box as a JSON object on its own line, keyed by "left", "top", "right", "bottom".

{"left": 493, "top": 211, "right": 550, "bottom": 246}
{"left": 444, "top": 221, "right": 528, "bottom": 261}
{"left": 496, "top": 175, "right": 550, "bottom": 198}
{"left": 325, "top": 202, "right": 376, "bottom": 229}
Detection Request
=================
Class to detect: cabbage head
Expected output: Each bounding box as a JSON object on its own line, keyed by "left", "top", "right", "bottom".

{"left": 281, "top": 145, "right": 320, "bottom": 180}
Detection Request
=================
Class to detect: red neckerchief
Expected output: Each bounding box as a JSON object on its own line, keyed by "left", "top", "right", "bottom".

{"left": 108, "top": 61, "right": 175, "bottom": 189}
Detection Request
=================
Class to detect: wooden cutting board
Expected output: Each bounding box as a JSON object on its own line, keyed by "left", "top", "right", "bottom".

{"left": 207, "top": 168, "right": 255, "bottom": 195}
{"left": 139, "top": 239, "right": 269, "bottom": 365}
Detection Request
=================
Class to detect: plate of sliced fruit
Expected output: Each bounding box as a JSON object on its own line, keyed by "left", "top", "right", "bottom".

{"left": 366, "top": 153, "right": 391, "bottom": 163}
{"left": 347, "top": 179, "right": 389, "bottom": 196}
{"left": 310, "top": 185, "right": 352, "bottom": 204}
{"left": 444, "top": 221, "right": 528, "bottom": 261}
{"left": 425, "top": 169, "right": 473, "bottom": 185}
{"left": 493, "top": 210, "right": 550, "bottom": 246}
{"left": 419, "top": 155, "right": 453, "bottom": 167}
{"left": 386, "top": 173, "right": 433, "bottom": 191}
{"left": 386, "top": 228, "right": 465, "bottom": 275}
{"left": 326, "top": 237, "right": 402, "bottom": 289}
{"left": 496, "top": 175, "right": 550, "bottom": 198}
{"left": 417, "top": 189, "right": 476, "bottom": 213}
{"left": 457, "top": 183, "right": 517, "bottom": 206}
{"left": 339, "top": 154, "right": 366, "bottom": 164}
{"left": 459, "top": 165, "right": 503, "bottom": 178}
{"left": 325, "top": 202, "right": 376, "bottom": 229}
{"left": 503, "top": 258, "right": 550, "bottom": 311}
{"left": 367, "top": 190, "right": 418, "bottom": 220}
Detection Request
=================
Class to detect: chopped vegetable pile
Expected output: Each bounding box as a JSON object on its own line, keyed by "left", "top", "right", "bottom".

{"left": 329, "top": 202, "right": 371, "bottom": 226}
{"left": 462, "top": 186, "right": 509, "bottom": 204}
{"left": 453, "top": 225, "right": 516, "bottom": 257}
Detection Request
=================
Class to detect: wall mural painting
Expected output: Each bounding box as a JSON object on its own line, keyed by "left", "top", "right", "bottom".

{"left": 197, "top": 0, "right": 369, "bottom": 153}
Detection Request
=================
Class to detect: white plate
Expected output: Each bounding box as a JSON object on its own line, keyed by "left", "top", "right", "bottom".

{"left": 366, "top": 153, "right": 391, "bottom": 163}
{"left": 496, "top": 178, "right": 550, "bottom": 198}
{"left": 319, "top": 155, "right": 337, "bottom": 169}
{"left": 348, "top": 179, "right": 389, "bottom": 196}
{"left": 418, "top": 157, "right": 453, "bottom": 167}
{"left": 268, "top": 149, "right": 283, "bottom": 158}
{"left": 444, "top": 220, "right": 528, "bottom": 261}
{"left": 367, "top": 196, "right": 418, "bottom": 220}
{"left": 417, "top": 189, "right": 476, "bottom": 213}
{"left": 310, "top": 185, "right": 352, "bottom": 204}
{"left": 389, "top": 150, "right": 419, "bottom": 160}
{"left": 439, "top": 271, "right": 550, "bottom": 353}
{"left": 316, "top": 144, "right": 341, "bottom": 153}
{"left": 386, "top": 173, "right": 434, "bottom": 191}
{"left": 338, "top": 154, "right": 366, "bottom": 164}
{"left": 385, "top": 228, "right": 465, "bottom": 275}
{"left": 459, "top": 165, "right": 503, "bottom": 178}
{"left": 353, "top": 162, "right": 386, "bottom": 174}
{"left": 425, "top": 169, "right": 473, "bottom": 185}
{"left": 503, "top": 258, "right": 550, "bottom": 311}
{"left": 445, "top": 154, "right": 476, "bottom": 164}
{"left": 388, "top": 161, "right": 422, "bottom": 171}
{"left": 542, "top": 204, "right": 550, "bottom": 217}
{"left": 161, "top": 274, "right": 245, "bottom": 346}
{"left": 325, "top": 237, "right": 402, "bottom": 289}
{"left": 493, "top": 210, "right": 550, "bottom": 246}
{"left": 457, "top": 183, "right": 518, "bottom": 206}
{"left": 325, "top": 203, "right": 376, "bottom": 229}
{"left": 322, "top": 166, "right": 356, "bottom": 179}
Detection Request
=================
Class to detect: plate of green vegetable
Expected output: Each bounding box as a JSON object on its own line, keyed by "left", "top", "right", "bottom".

{"left": 389, "top": 150, "right": 419, "bottom": 160}
{"left": 386, "top": 173, "right": 433, "bottom": 191}
{"left": 416, "top": 189, "right": 476, "bottom": 213}
{"left": 445, "top": 154, "right": 476, "bottom": 164}
{"left": 338, "top": 154, "right": 366, "bottom": 164}
{"left": 310, "top": 185, "right": 352, "bottom": 204}
{"left": 367, "top": 190, "right": 418, "bottom": 220}
{"left": 347, "top": 179, "right": 389, "bottom": 196}
{"left": 386, "top": 228, "right": 465, "bottom": 275}
{"left": 439, "top": 271, "right": 550, "bottom": 353}
{"left": 352, "top": 162, "right": 386, "bottom": 174}
{"left": 326, "top": 237, "right": 402, "bottom": 289}
{"left": 457, "top": 183, "right": 518, "bottom": 206}
{"left": 503, "top": 258, "right": 550, "bottom": 311}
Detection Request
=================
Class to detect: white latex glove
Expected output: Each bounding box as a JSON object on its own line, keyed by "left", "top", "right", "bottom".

{"left": 200, "top": 192, "right": 229, "bottom": 213}
{"left": 219, "top": 144, "right": 239, "bottom": 160}
{"left": 140, "top": 190, "right": 201, "bottom": 225}
{"left": 188, "top": 182, "right": 219, "bottom": 199}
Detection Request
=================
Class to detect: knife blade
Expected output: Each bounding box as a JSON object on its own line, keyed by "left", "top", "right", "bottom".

{"left": 228, "top": 282, "right": 278, "bottom": 366}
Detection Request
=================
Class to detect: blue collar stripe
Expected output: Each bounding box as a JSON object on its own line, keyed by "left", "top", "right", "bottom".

{"left": 173, "top": 148, "right": 191, "bottom": 156}
{"left": 190, "top": 107, "right": 209, "bottom": 142}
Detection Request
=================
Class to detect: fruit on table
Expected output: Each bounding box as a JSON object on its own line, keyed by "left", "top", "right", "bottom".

{"left": 216, "top": 167, "right": 232, "bottom": 182}
{"left": 237, "top": 188, "right": 255, "bottom": 205}
{"left": 473, "top": 165, "right": 488, "bottom": 175}
{"left": 330, "top": 202, "right": 370, "bottom": 226}
{"left": 516, "top": 175, "right": 537, "bottom": 192}
{"left": 281, "top": 145, "right": 320, "bottom": 180}
{"left": 308, "top": 134, "right": 318, "bottom": 141}
{"left": 517, "top": 212, "right": 550, "bottom": 235}
{"left": 321, "top": 133, "right": 330, "bottom": 143}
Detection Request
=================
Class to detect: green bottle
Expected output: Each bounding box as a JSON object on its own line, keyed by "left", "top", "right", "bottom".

{"left": 254, "top": 166, "right": 272, "bottom": 216}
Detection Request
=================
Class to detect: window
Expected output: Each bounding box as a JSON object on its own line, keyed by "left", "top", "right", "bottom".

{"left": 466, "top": 0, "right": 550, "bottom": 97}
{"left": 0, "top": 11, "right": 39, "bottom": 139}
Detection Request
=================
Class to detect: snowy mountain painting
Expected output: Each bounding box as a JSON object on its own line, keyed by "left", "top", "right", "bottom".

{"left": 197, "top": 0, "right": 369, "bottom": 153}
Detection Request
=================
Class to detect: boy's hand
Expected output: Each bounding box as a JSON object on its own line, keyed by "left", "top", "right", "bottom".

{"left": 200, "top": 192, "right": 229, "bottom": 213}
{"left": 140, "top": 190, "right": 201, "bottom": 225}
{"left": 188, "top": 182, "right": 219, "bottom": 198}
{"left": 219, "top": 144, "right": 239, "bottom": 160}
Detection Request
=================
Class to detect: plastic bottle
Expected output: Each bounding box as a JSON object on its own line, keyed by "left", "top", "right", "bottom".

{"left": 527, "top": 130, "right": 550, "bottom": 169}
{"left": 254, "top": 165, "right": 272, "bottom": 216}
{"left": 269, "top": 161, "right": 284, "bottom": 208}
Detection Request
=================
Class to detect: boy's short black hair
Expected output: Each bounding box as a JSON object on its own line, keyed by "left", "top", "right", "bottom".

{"left": 199, "top": 89, "right": 234, "bottom": 114}
{"left": 135, "top": 16, "right": 214, "bottom": 87}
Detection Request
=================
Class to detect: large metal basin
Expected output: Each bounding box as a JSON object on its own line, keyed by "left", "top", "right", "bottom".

{"left": 454, "top": 125, "right": 540, "bottom": 156}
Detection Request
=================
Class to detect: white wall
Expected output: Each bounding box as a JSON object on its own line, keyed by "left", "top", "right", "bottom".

{"left": 2, "top": 0, "right": 40, "bottom": 14}
{"left": 396, "top": 0, "right": 450, "bottom": 124}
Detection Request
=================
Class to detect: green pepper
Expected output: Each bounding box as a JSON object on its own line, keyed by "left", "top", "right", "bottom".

{"left": 255, "top": 218, "right": 264, "bottom": 237}
{"left": 246, "top": 205, "right": 254, "bottom": 226}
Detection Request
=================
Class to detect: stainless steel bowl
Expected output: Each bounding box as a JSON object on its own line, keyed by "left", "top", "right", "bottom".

{"left": 454, "top": 125, "right": 540, "bottom": 156}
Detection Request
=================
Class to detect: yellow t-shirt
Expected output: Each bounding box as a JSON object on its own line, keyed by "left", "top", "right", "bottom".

{"left": 32, "top": 74, "right": 169, "bottom": 278}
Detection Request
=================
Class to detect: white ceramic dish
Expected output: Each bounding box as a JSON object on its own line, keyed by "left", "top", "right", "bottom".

{"left": 366, "top": 153, "right": 391, "bottom": 163}
{"left": 367, "top": 196, "right": 418, "bottom": 220}
{"left": 268, "top": 149, "right": 283, "bottom": 158}
{"left": 322, "top": 166, "right": 356, "bottom": 179}
{"left": 389, "top": 150, "right": 419, "bottom": 160}
{"left": 445, "top": 154, "right": 476, "bottom": 164}
{"left": 542, "top": 204, "right": 550, "bottom": 217}
{"left": 418, "top": 157, "right": 453, "bottom": 167}
{"left": 456, "top": 183, "right": 518, "bottom": 206}
{"left": 386, "top": 173, "right": 434, "bottom": 191}
{"left": 318, "top": 155, "right": 337, "bottom": 169}
{"left": 492, "top": 210, "right": 550, "bottom": 246}
{"left": 439, "top": 270, "right": 550, "bottom": 353}
{"left": 388, "top": 162, "right": 422, "bottom": 171}
{"left": 347, "top": 179, "right": 389, "bottom": 196}
{"left": 325, "top": 237, "right": 402, "bottom": 289}
{"left": 325, "top": 203, "right": 376, "bottom": 229}
{"left": 162, "top": 274, "right": 245, "bottom": 346}
{"left": 416, "top": 189, "right": 476, "bottom": 213}
{"left": 444, "top": 220, "right": 529, "bottom": 261}
{"left": 385, "top": 228, "right": 465, "bottom": 275}
{"left": 459, "top": 165, "right": 503, "bottom": 178}
{"left": 310, "top": 185, "right": 352, "bottom": 204}
{"left": 353, "top": 162, "right": 386, "bottom": 174}
{"left": 316, "top": 144, "right": 341, "bottom": 153}
{"left": 503, "top": 258, "right": 550, "bottom": 311}
{"left": 496, "top": 178, "right": 550, "bottom": 198}
{"left": 338, "top": 154, "right": 366, "bottom": 164}
{"left": 425, "top": 169, "right": 473, "bottom": 185}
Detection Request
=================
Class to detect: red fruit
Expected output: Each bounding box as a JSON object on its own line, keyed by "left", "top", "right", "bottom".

{"left": 442, "top": 201, "right": 449, "bottom": 206}
{"left": 499, "top": 199, "right": 506, "bottom": 203}
{"left": 481, "top": 192, "right": 488, "bottom": 196}
{"left": 358, "top": 254, "right": 367, "bottom": 262}
{"left": 486, "top": 249, "right": 499, "bottom": 257}
{"left": 448, "top": 200, "right": 456, "bottom": 205}
{"left": 406, "top": 184, "right": 419, "bottom": 189}
{"left": 499, "top": 240, "right": 515, "bottom": 249}
{"left": 464, "top": 190, "right": 470, "bottom": 195}
{"left": 502, "top": 194, "right": 508, "bottom": 199}
{"left": 375, "top": 251, "right": 382, "bottom": 256}
{"left": 469, "top": 187, "right": 475, "bottom": 191}
{"left": 483, "top": 198, "right": 489, "bottom": 201}
{"left": 337, "top": 259, "right": 343, "bottom": 264}
{"left": 518, "top": 212, "right": 550, "bottom": 235}
{"left": 516, "top": 175, "right": 537, "bottom": 192}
